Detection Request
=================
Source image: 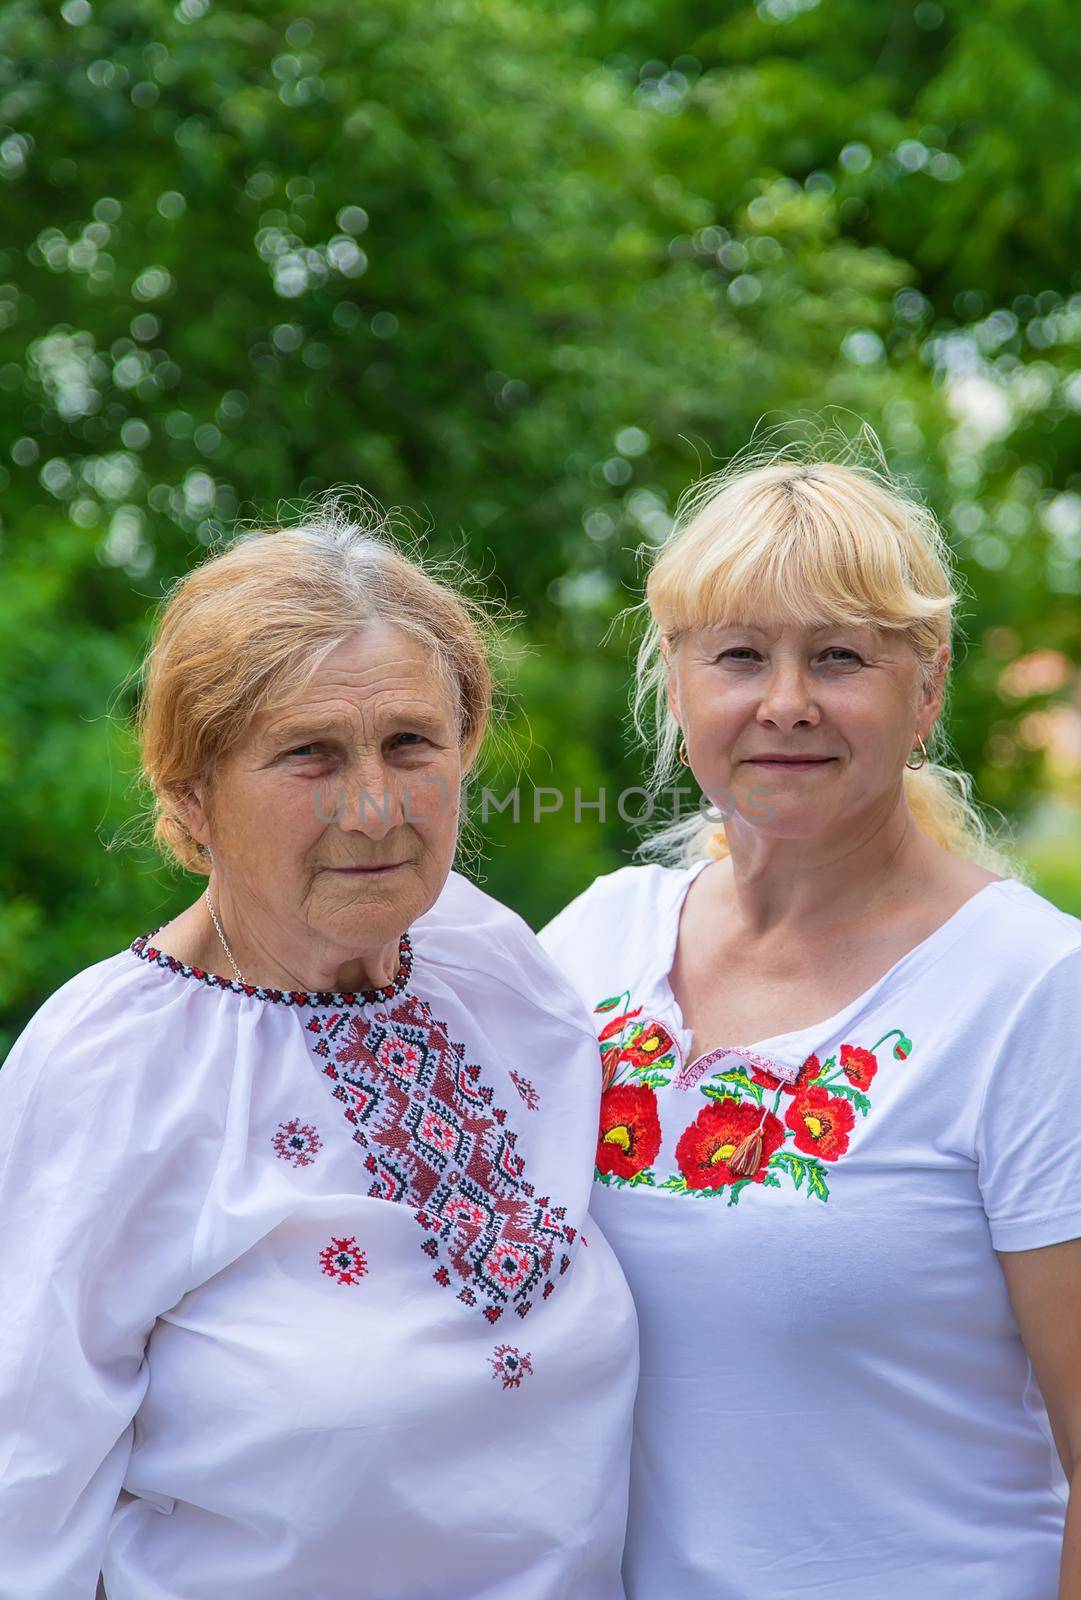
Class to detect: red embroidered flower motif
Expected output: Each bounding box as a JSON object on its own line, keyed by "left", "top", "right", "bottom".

{"left": 482, "top": 1242, "right": 534, "bottom": 1292}
{"left": 509, "top": 1070, "right": 540, "bottom": 1110}
{"left": 273, "top": 1118, "right": 323, "bottom": 1167}
{"left": 376, "top": 1034, "right": 423, "bottom": 1081}
{"left": 785, "top": 1086, "right": 855, "bottom": 1162}
{"left": 750, "top": 1052, "right": 822, "bottom": 1094}
{"left": 596, "top": 1084, "right": 662, "bottom": 1179}
{"left": 599, "top": 1008, "right": 644, "bottom": 1090}
{"left": 840, "top": 1044, "right": 878, "bottom": 1091}
{"left": 319, "top": 1236, "right": 368, "bottom": 1285}
{"left": 598, "top": 1006, "right": 642, "bottom": 1045}
{"left": 675, "top": 1101, "right": 785, "bottom": 1190}
{"left": 489, "top": 1344, "right": 533, "bottom": 1390}
{"left": 619, "top": 1020, "right": 678, "bottom": 1069}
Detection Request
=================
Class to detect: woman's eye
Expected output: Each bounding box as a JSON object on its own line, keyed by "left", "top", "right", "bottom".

{"left": 716, "top": 648, "right": 760, "bottom": 663}
{"left": 821, "top": 649, "right": 863, "bottom": 664}
{"left": 288, "top": 744, "right": 319, "bottom": 757}
{"left": 393, "top": 732, "right": 428, "bottom": 748}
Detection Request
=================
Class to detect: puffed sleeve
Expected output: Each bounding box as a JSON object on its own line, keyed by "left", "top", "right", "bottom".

{"left": 975, "top": 946, "right": 1081, "bottom": 1252}
{"left": 536, "top": 874, "right": 607, "bottom": 988}
{"left": 0, "top": 966, "right": 224, "bottom": 1599}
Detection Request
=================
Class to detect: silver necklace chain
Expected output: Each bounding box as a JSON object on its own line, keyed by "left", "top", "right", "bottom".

{"left": 203, "top": 887, "right": 247, "bottom": 985}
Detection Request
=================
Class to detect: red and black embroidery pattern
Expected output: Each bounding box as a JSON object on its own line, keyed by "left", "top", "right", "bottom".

{"left": 314, "top": 994, "right": 576, "bottom": 1324}
{"left": 489, "top": 1344, "right": 533, "bottom": 1390}
{"left": 130, "top": 928, "right": 413, "bottom": 1009}
{"left": 319, "top": 1236, "right": 368, "bottom": 1284}
{"left": 273, "top": 1118, "right": 322, "bottom": 1167}
{"left": 509, "top": 1070, "right": 540, "bottom": 1111}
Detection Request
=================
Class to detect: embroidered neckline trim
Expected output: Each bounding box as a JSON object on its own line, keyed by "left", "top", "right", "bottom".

{"left": 128, "top": 927, "right": 414, "bottom": 1009}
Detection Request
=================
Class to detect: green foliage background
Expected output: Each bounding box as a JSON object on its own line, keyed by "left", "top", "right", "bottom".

{"left": 1, "top": 0, "right": 1079, "bottom": 1050}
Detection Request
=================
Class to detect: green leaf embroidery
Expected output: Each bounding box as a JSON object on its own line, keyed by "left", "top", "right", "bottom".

{"left": 659, "top": 1175, "right": 690, "bottom": 1195}
{"left": 595, "top": 1166, "right": 657, "bottom": 1190}
{"left": 771, "top": 1149, "right": 805, "bottom": 1190}
{"left": 624, "top": 1168, "right": 657, "bottom": 1188}
{"left": 770, "top": 1149, "right": 831, "bottom": 1203}
{"left": 594, "top": 996, "right": 623, "bottom": 1013}
{"left": 703, "top": 1067, "right": 764, "bottom": 1106}
{"left": 822, "top": 1082, "right": 871, "bottom": 1116}
{"left": 809, "top": 1054, "right": 836, "bottom": 1086}
{"left": 805, "top": 1162, "right": 830, "bottom": 1202}
{"left": 699, "top": 1086, "right": 744, "bottom": 1108}
{"left": 727, "top": 1179, "right": 751, "bottom": 1207}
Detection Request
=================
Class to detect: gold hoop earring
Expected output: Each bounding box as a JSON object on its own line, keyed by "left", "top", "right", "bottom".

{"left": 905, "top": 733, "right": 928, "bottom": 771}
{"left": 678, "top": 738, "right": 690, "bottom": 767}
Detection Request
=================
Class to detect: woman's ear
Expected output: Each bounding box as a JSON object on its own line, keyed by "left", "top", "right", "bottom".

{"left": 918, "top": 644, "right": 950, "bottom": 738}
{"left": 170, "top": 778, "right": 212, "bottom": 851}
{"left": 661, "top": 636, "right": 682, "bottom": 730}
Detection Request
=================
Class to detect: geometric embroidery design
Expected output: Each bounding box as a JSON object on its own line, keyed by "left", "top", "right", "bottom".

{"left": 509, "top": 1070, "right": 540, "bottom": 1110}
{"left": 312, "top": 993, "right": 577, "bottom": 1324}
{"left": 273, "top": 1118, "right": 322, "bottom": 1167}
{"left": 319, "top": 1235, "right": 368, "bottom": 1285}
{"left": 489, "top": 1344, "right": 533, "bottom": 1389}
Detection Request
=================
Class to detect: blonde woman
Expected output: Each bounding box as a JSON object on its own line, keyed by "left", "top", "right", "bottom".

{"left": 540, "top": 459, "right": 1081, "bottom": 1599}
{"left": 0, "top": 512, "right": 636, "bottom": 1599}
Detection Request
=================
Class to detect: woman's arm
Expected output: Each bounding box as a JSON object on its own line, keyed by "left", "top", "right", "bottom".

{"left": 0, "top": 991, "right": 214, "bottom": 1599}
{"left": 999, "top": 1240, "right": 1081, "bottom": 1600}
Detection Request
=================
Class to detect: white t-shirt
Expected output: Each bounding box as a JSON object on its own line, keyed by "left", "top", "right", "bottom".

{"left": 0, "top": 872, "right": 637, "bottom": 1600}
{"left": 539, "top": 862, "right": 1081, "bottom": 1600}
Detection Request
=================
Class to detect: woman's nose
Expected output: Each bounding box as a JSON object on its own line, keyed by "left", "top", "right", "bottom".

{"left": 333, "top": 762, "right": 405, "bottom": 839}
{"left": 755, "top": 664, "right": 820, "bottom": 728}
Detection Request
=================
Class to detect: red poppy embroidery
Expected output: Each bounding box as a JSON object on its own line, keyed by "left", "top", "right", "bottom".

{"left": 675, "top": 1101, "right": 786, "bottom": 1191}
{"left": 319, "top": 1236, "right": 368, "bottom": 1284}
{"left": 621, "top": 1021, "right": 676, "bottom": 1068}
{"left": 489, "top": 1344, "right": 533, "bottom": 1389}
{"left": 595, "top": 993, "right": 682, "bottom": 1096}
{"left": 317, "top": 993, "right": 575, "bottom": 1323}
{"left": 750, "top": 1052, "right": 821, "bottom": 1095}
{"left": 594, "top": 988, "right": 912, "bottom": 1206}
{"left": 598, "top": 1006, "right": 642, "bottom": 1045}
{"left": 840, "top": 1044, "right": 877, "bottom": 1091}
{"left": 784, "top": 1086, "right": 856, "bottom": 1162}
{"left": 596, "top": 1084, "right": 663, "bottom": 1180}
{"left": 509, "top": 1070, "right": 540, "bottom": 1110}
{"left": 273, "top": 1118, "right": 322, "bottom": 1167}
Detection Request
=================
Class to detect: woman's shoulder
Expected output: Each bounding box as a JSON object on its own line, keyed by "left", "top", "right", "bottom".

{"left": 538, "top": 860, "right": 700, "bottom": 958}
{"left": 5, "top": 946, "right": 158, "bottom": 1065}
{"left": 1, "top": 937, "right": 237, "bottom": 1122}
{"left": 411, "top": 870, "right": 597, "bottom": 1038}
{"left": 974, "top": 876, "right": 1081, "bottom": 978}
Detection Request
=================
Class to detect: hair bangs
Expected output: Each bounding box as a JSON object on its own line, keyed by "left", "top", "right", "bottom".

{"left": 648, "top": 463, "right": 951, "bottom": 643}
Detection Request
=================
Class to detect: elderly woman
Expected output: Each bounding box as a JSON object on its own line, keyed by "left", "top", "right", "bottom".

{"left": 540, "top": 459, "right": 1081, "bottom": 1599}
{"left": 0, "top": 512, "right": 636, "bottom": 1599}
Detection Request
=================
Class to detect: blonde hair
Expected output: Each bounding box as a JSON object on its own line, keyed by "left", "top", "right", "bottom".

{"left": 634, "top": 451, "right": 1016, "bottom": 874}
{"left": 135, "top": 498, "right": 497, "bottom": 875}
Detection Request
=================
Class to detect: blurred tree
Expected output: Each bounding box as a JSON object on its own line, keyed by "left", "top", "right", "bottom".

{"left": 570, "top": 0, "right": 1081, "bottom": 814}
{"left": 0, "top": 0, "right": 1077, "bottom": 1045}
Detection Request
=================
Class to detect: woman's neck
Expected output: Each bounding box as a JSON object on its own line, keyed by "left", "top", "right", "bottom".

{"left": 717, "top": 802, "right": 943, "bottom": 939}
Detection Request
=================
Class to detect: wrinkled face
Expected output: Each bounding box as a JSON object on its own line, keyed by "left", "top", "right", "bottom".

{"left": 189, "top": 622, "right": 465, "bottom": 954}
{"left": 667, "top": 618, "right": 947, "bottom": 841}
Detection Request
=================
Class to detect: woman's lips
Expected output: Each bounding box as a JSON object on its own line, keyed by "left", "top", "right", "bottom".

{"left": 326, "top": 863, "right": 406, "bottom": 874}
{"left": 744, "top": 757, "right": 836, "bottom": 770}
